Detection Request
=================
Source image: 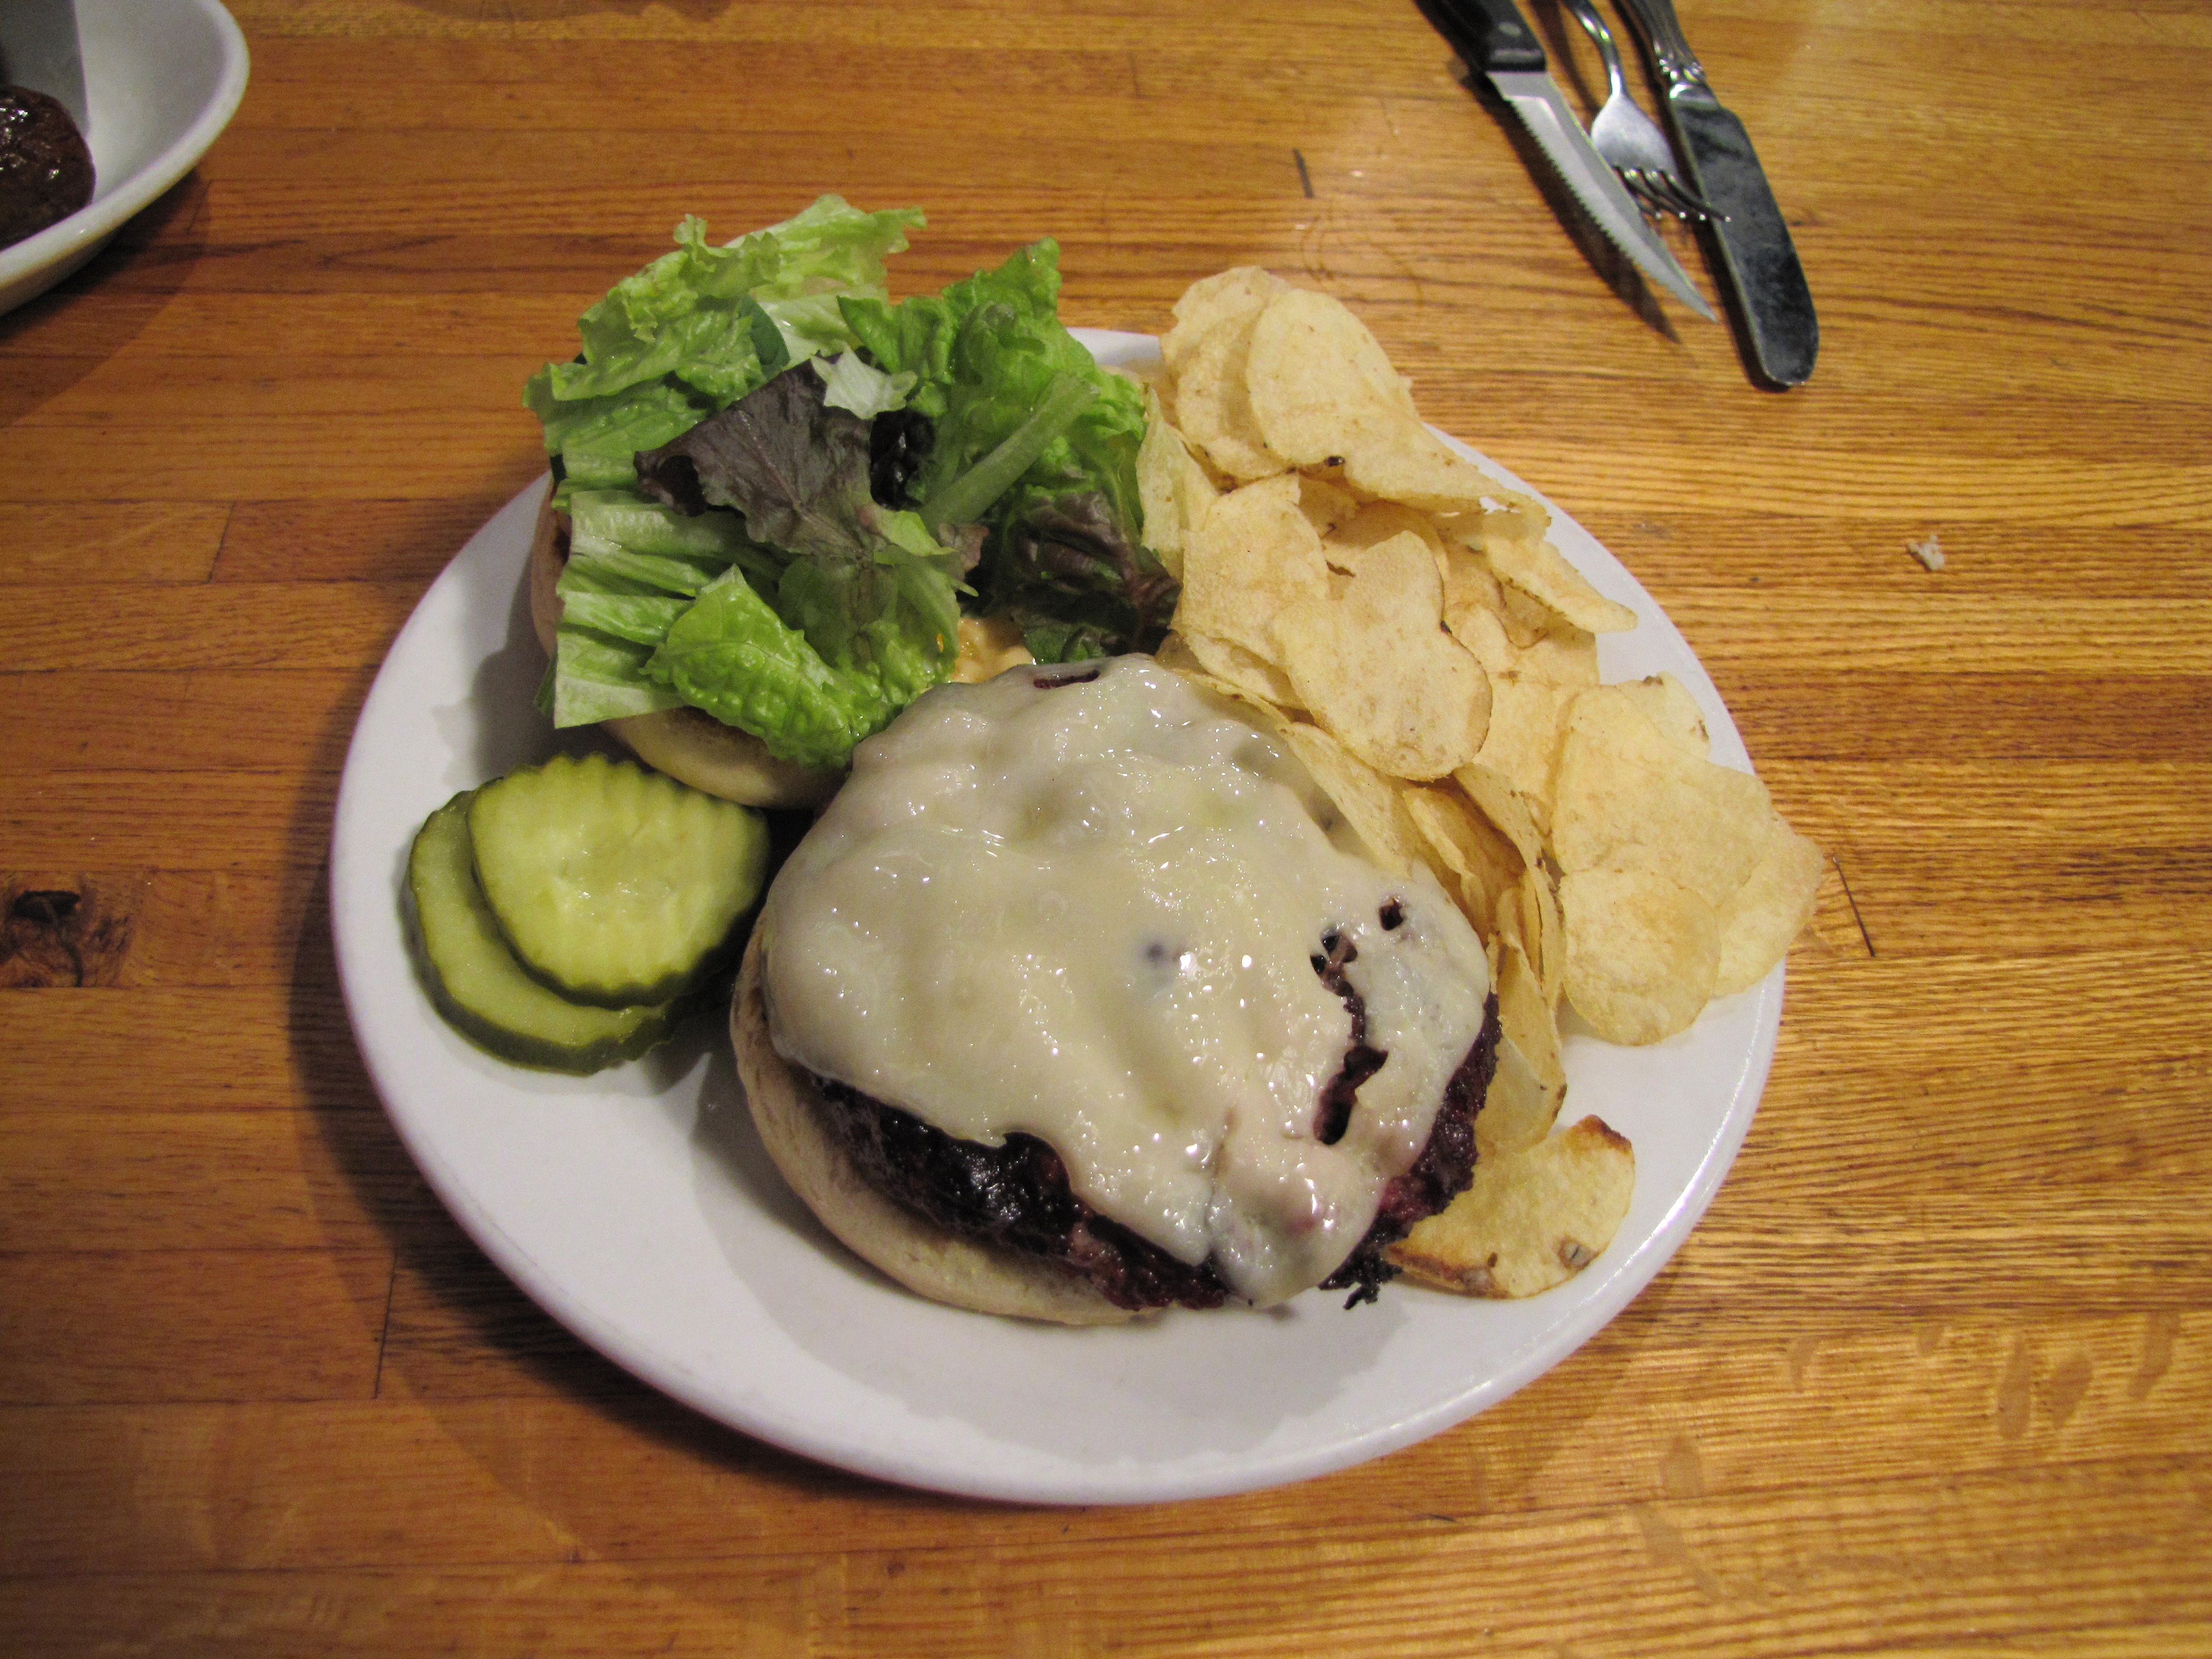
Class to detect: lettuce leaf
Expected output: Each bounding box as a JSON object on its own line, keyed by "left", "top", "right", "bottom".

{"left": 838, "top": 238, "right": 1175, "bottom": 660}
{"left": 812, "top": 350, "right": 916, "bottom": 419}
{"left": 549, "top": 491, "right": 751, "bottom": 726}
{"left": 645, "top": 570, "right": 905, "bottom": 772}
{"left": 622, "top": 366, "right": 964, "bottom": 767}
{"left": 524, "top": 196, "right": 925, "bottom": 502}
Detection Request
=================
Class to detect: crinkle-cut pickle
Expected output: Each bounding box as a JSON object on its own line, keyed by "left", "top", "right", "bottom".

{"left": 406, "top": 791, "right": 679, "bottom": 1073}
{"left": 466, "top": 752, "right": 771, "bottom": 1008}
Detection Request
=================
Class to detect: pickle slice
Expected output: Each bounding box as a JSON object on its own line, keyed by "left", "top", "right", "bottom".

{"left": 467, "top": 752, "right": 771, "bottom": 1007}
{"left": 407, "top": 791, "right": 676, "bottom": 1073}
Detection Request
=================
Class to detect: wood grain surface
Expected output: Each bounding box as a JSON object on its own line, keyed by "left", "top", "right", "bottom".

{"left": 3, "top": 1, "right": 2207, "bottom": 1653}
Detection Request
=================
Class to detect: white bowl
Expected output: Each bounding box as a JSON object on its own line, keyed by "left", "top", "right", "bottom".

{"left": 0, "top": 0, "right": 249, "bottom": 317}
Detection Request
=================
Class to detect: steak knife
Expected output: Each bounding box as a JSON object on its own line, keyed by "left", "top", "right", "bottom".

{"left": 1615, "top": 0, "right": 1818, "bottom": 385}
{"left": 1422, "top": 0, "right": 1716, "bottom": 321}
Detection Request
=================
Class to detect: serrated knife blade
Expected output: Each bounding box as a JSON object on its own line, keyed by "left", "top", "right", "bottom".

{"left": 1615, "top": 0, "right": 1817, "bottom": 384}
{"left": 1422, "top": 0, "right": 1715, "bottom": 322}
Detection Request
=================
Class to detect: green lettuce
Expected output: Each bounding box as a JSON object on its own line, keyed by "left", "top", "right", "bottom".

{"left": 646, "top": 569, "right": 926, "bottom": 772}
{"left": 839, "top": 239, "right": 1174, "bottom": 660}
{"left": 551, "top": 371, "right": 964, "bottom": 771}
{"left": 530, "top": 210, "right": 1176, "bottom": 774}
{"left": 550, "top": 489, "right": 761, "bottom": 726}
{"left": 524, "top": 196, "right": 925, "bottom": 502}
{"left": 633, "top": 365, "right": 965, "bottom": 765}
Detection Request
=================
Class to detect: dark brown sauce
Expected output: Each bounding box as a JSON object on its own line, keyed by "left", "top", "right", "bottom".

{"left": 1, "top": 86, "right": 95, "bottom": 252}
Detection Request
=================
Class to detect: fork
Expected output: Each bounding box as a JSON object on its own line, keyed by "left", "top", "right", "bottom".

{"left": 1558, "top": 0, "right": 1722, "bottom": 223}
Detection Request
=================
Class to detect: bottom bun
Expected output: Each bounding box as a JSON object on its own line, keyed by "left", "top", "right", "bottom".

{"left": 528, "top": 487, "right": 839, "bottom": 809}
{"left": 732, "top": 932, "right": 1138, "bottom": 1326}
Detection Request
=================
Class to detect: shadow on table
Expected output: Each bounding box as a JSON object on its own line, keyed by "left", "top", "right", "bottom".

{"left": 0, "top": 173, "right": 208, "bottom": 427}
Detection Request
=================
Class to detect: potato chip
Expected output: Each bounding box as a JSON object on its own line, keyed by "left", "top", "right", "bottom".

{"left": 1559, "top": 864, "right": 1720, "bottom": 1045}
{"left": 1390, "top": 1117, "right": 1635, "bottom": 1298}
{"left": 1475, "top": 1033, "right": 1557, "bottom": 1163}
{"left": 1135, "top": 392, "right": 1218, "bottom": 582}
{"left": 1157, "top": 654, "right": 1282, "bottom": 725}
{"left": 1172, "top": 473, "right": 1328, "bottom": 664}
{"left": 1439, "top": 538, "right": 1511, "bottom": 644}
{"left": 1273, "top": 530, "right": 1490, "bottom": 780}
{"left": 1518, "top": 622, "right": 1600, "bottom": 694}
{"left": 1436, "top": 561, "right": 1598, "bottom": 837}
{"left": 1512, "top": 860, "right": 1564, "bottom": 1010}
{"left": 1463, "top": 673, "right": 1573, "bottom": 836}
{"left": 1272, "top": 721, "right": 1426, "bottom": 879}
{"left": 1442, "top": 584, "right": 1514, "bottom": 674}
{"left": 1164, "top": 265, "right": 1288, "bottom": 372}
{"left": 1479, "top": 928, "right": 1565, "bottom": 1159}
{"left": 1473, "top": 524, "right": 1639, "bottom": 635}
{"left": 1326, "top": 499, "right": 1448, "bottom": 557}
{"left": 1150, "top": 629, "right": 1208, "bottom": 677}
{"left": 1452, "top": 760, "right": 1544, "bottom": 868}
{"left": 1611, "top": 671, "right": 1710, "bottom": 759}
{"left": 1244, "top": 288, "right": 1537, "bottom": 514}
{"left": 1496, "top": 573, "right": 1566, "bottom": 650}
{"left": 1714, "top": 814, "right": 1827, "bottom": 995}
{"left": 1404, "top": 783, "right": 1521, "bottom": 936}
{"left": 1176, "top": 327, "right": 1288, "bottom": 482}
{"left": 1552, "top": 686, "right": 1773, "bottom": 905}
{"left": 1243, "top": 285, "right": 1417, "bottom": 431}
{"left": 1162, "top": 270, "right": 1290, "bottom": 482}
{"left": 1297, "top": 473, "right": 1363, "bottom": 542}
{"left": 1175, "top": 628, "right": 1303, "bottom": 710}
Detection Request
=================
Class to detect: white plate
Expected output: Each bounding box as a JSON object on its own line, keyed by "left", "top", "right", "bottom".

{"left": 330, "top": 330, "right": 1781, "bottom": 1506}
{"left": 0, "top": 0, "right": 249, "bottom": 317}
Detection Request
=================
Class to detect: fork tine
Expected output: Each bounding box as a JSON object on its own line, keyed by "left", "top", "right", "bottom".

{"left": 1562, "top": 0, "right": 1729, "bottom": 228}
{"left": 1619, "top": 171, "right": 1668, "bottom": 217}
{"left": 1621, "top": 167, "right": 1707, "bottom": 223}
{"left": 1618, "top": 169, "right": 1675, "bottom": 220}
{"left": 1644, "top": 169, "right": 1724, "bottom": 224}
{"left": 1642, "top": 171, "right": 1706, "bottom": 221}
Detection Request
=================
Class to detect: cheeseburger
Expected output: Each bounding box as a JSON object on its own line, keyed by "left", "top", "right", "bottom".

{"left": 734, "top": 655, "right": 1500, "bottom": 1322}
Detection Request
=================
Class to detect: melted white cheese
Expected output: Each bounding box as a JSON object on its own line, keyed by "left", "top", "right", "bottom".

{"left": 759, "top": 656, "right": 1491, "bottom": 1305}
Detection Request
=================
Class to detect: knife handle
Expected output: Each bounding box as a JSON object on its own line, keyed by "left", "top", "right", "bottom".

{"left": 1613, "top": 0, "right": 1713, "bottom": 96}
{"left": 1426, "top": 0, "right": 1548, "bottom": 74}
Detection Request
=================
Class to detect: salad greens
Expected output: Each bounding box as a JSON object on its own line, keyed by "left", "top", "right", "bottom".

{"left": 525, "top": 197, "right": 924, "bottom": 494}
{"left": 527, "top": 195, "right": 1177, "bottom": 774}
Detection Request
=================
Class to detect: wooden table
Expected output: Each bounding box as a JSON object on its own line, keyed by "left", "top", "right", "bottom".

{"left": 4, "top": 1, "right": 2206, "bottom": 1652}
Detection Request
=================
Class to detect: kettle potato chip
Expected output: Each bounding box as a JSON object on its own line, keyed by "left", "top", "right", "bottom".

{"left": 1560, "top": 864, "right": 1722, "bottom": 1045}
{"left": 1473, "top": 523, "right": 1640, "bottom": 636}
{"left": 1390, "top": 1117, "right": 1636, "bottom": 1298}
{"left": 1161, "top": 267, "right": 1291, "bottom": 483}
{"left": 1715, "top": 815, "right": 1828, "bottom": 997}
{"left": 1172, "top": 472, "right": 1327, "bottom": 661}
{"left": 1553, "top": 686, "right": 1774, "bottom": 906}
{"left": 1273, "top": 531, "right": 1490, "bottom": 780}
